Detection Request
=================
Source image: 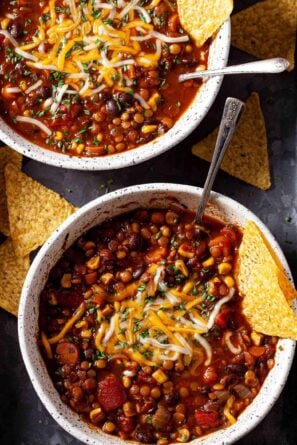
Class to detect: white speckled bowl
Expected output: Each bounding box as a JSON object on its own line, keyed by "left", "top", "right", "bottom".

{"left": 0, "top": 21, "right": 230, "bottom": 171}
{"left": 18, "top": 183, "right": 295, "bottom": 445}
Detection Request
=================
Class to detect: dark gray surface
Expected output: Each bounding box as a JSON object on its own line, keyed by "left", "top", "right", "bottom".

{"left": 0, "top": 0, "right": 296, "bottom": 444}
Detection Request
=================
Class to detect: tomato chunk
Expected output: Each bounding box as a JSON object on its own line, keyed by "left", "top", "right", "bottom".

{"left": 195, "top": 409, "right": 221, "bottom": 428}
{"left": 220, "top": 226, "right": 238, "bottom": 245}
{"left": 215, "top": 308, "right": 231, "bottom": 329}
{"left": 56, "top": 342, "right": 79, "bottom": 365}
{"left": 97, "top": 374, "right": 127, "bottom": 411}
{"left": 145, "top": 247, "right": 168, "bottom": 263}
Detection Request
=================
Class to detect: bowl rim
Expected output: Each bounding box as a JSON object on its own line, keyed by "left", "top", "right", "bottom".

{"left": 0, "top": 20, "right": 230, "bottom": 171}
{"left": 18, "top": 183, "right": 295, "bottom": 445}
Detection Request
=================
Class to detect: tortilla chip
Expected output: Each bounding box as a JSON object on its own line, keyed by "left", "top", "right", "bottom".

{"left": 0, "top": 146, "right": 22, "bottom": 236}
{"left": 5, "top": 163, "right": 76, "bottom": 257}
{"left": 232, "top": 0, "right": 296, "bottom": 71}
{"left": 177, "top": 0, "right": 233, "bottom": 48}
{"left": 0, "top": 238, "right": 30, "bottom": 316}
{"left": 236, "top": 220, "right": 297, "bottom": 340}
{"left": 192, "top": 92, "right": 271, "bottom": 190}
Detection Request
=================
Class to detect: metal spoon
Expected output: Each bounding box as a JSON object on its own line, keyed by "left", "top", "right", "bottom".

{"left": 194, "top": 97, "right": 245, "bottom": 225}
{"left": 179, "top": 57, "right": 289, "bottom": 82}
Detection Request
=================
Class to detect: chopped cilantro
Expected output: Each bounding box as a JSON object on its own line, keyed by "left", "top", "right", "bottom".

{"left": 137, "top": 283, "right": 147, "bottom": 292}
{"left": 140, "top": 330, "right": 149, "bottom": 339}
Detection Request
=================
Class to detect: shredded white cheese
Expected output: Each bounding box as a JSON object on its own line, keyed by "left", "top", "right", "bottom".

{"left": 15, "top": 116, "right": 52, "bottom": 136}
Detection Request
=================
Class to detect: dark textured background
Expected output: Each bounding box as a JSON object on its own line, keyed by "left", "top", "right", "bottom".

{"left": 0, "top": 1, "right": 296, "bottom": 444}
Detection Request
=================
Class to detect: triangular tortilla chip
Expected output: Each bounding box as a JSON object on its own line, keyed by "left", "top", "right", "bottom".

{"left": 5, "top": 163, "right": 76, "bottom": 257}
{"left": 192, "top": 92, "right": 271, "bottom": 190}
{"left": 231, "top": 0, "right": 296, "bottom": 71}
{"left": 236, "top": 220, "right": 297, "bottom": 340}
{"left": 0, "top": 238, "right": 30, "bottom": 316}
{"left": 177, "top": 0, "right": 233, "bottom": 47}
{"left": 0, "top": 146, "right": 22, "bottom": 236}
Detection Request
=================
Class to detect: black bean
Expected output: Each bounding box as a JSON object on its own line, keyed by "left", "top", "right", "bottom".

{"left": 36, "top": 86, "right": 52, "bottom": 99}
{"left": 117, "top": 92, "right": 134, "bottom": 107}
{"left": 25, "top": 96, "right": 39, "bottom": 108}
{"left": 227, "top": 363, "right": 247, "bottom": 375}
{"left": 106, "top": 99, "right": 121, "bottom": 116}
{"left": 99, "top": 92, "right": 112, "bottom": 102}
{"left": 128, "top": 233, "right": 142, "bottom": 250}
{"left": 132, "top": 264, "right": 145, "bottom": 280}
{"left": 10, "top": 23, "right": 23, "bottom": 38}
{"left": 134, "top": 424, "right": 155, "bottom": 443}
{"left": 193, "top": 226, "right": 208, "bottom": 240}
{"left": 164, "top": 392, "right": 179, "bottom": 406}
{"left": 84, "top": 348, "right": 94, "bottom": 360}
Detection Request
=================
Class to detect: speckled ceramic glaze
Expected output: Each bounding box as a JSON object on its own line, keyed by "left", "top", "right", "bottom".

{"left": 18, "top": 183, "right": 295, "bottom": 445}
{"left": 0, "top": 22, "right": 230, "bottom": 171}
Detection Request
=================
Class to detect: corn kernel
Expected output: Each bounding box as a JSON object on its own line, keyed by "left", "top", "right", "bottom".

{"left": 61, "top": 273, "right": 72, "bottom": 288}
{"left": 76, "top": 143, "right": 85, "bottom": 154}
{"left": 1, "top": 18, "right": 10, "bottom": 30}
{"left": 122, "top": 376, "right": 132, "bottom": 388}
{"left": 182, "top": 281, "right": 194, "bottom": 294}
{"left": 224, "top": 275, "right": 235, "bottom": 288}
{"left": 101, "top": 272, "right": 113, "bottom": 285}
{"left": 96, "top": 133, "right": 103, "bottom": 142}
{"left": 141, "top": 124, "right": 157, "bottom": 134}
{"left": 148, "top": 93, "right": 161, "bottom": 111}
{"left": 152, "top": 369, "right": 168, "bottom": 384}
{"left": 75, "top": 320, "right": 88, "bottom": 329}
{"left": 251, "top": 331, "right": 264, "bottom": 346}
{"left": 86, "top": 255, "right": 100, "bottom": 270}
{"left": 178, "top": 244, "right": 194, "bottom": 258}
{"left": 81, "top": 329, "right": 92, "bottom": 339}
{"left": 176, "top": 428, "right": 190, "bottom": 442}
{"left": 48, "top": 292, "right": 57, "bottom": 305}
{"left": 123, "top": 401, "right": 136, "bottom": 417}
{"left": 218, "top": 262, "right": 232, "bottom": 275}
{"left": 71, "top": 141, "right": 77, "bottom": 150}
{"left": 54, "top": 131, "right": 63, "bottom": 141}
{"left": 89, "top": 407, "right": 103, "bottom": 423}
{"left": 23, "top": 110, "right": 31, "bottom": 117}
{"left": 175, "top": 259, "right": 189, "bottom": 277}
{"left": 19, "top": 81, "right": 27, "bottom": 91}
{"left": 202, "top": 257, "right": 215, "bottom": 267}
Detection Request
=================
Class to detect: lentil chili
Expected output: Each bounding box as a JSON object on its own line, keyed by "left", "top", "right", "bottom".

{"left": 39, "top": 208, "right": 277, "bottom": 444}
{"left": 0, "top": 0, "right": 209, "bottom": 157}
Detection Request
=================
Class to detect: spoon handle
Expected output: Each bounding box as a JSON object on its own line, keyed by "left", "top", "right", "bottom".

{"left": 179, "top": 58, "right": 289, "bottom": 82}
{"left": 194, "top": 97, "right": 245, "bottom": 225}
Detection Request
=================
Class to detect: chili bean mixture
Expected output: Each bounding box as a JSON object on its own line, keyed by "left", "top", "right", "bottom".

{"left": 0, "top": 0, "right": 209, "bottom": 157}
{"left": 39, "top": 208, "right": 277, "bottom": 444}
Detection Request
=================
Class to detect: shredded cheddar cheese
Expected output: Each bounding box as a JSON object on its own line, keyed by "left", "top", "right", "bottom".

{"left": 48, "top": 302, "right": 86, "bottom": 344}
{"left": 7, "top": 0, "right": 189, "bottom": 102}
{"left": 74, "top": 265, "right": 234, "bottom": 368}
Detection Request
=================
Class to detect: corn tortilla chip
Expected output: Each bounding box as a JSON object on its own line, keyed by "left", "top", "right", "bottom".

{"left": 177, "top": 0, "right": 233, "bottom": 48}
{"left": 0, "top": 146, "right": 22, "bottom": 236}
{"left": 5, "top": 163, "right": 76, "bottom": 257}
{"left": 232, "top": 0, "right": 296, "bottom": 71}
{"left": 192, "top": 92, "right": 271, "bottom": 190}
{"left": 0, "top": 238, "right": 30, "bottom": 316}
{"left": 236, "top": 220, "right": 297, "bottom": 340}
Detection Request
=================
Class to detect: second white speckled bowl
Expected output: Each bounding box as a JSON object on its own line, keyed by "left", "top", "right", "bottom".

{"left": 0, "top": 21, "right": 230, "bottom": 170}
{"left": 19, "top": 183, "right": 295, "bottom": 445}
